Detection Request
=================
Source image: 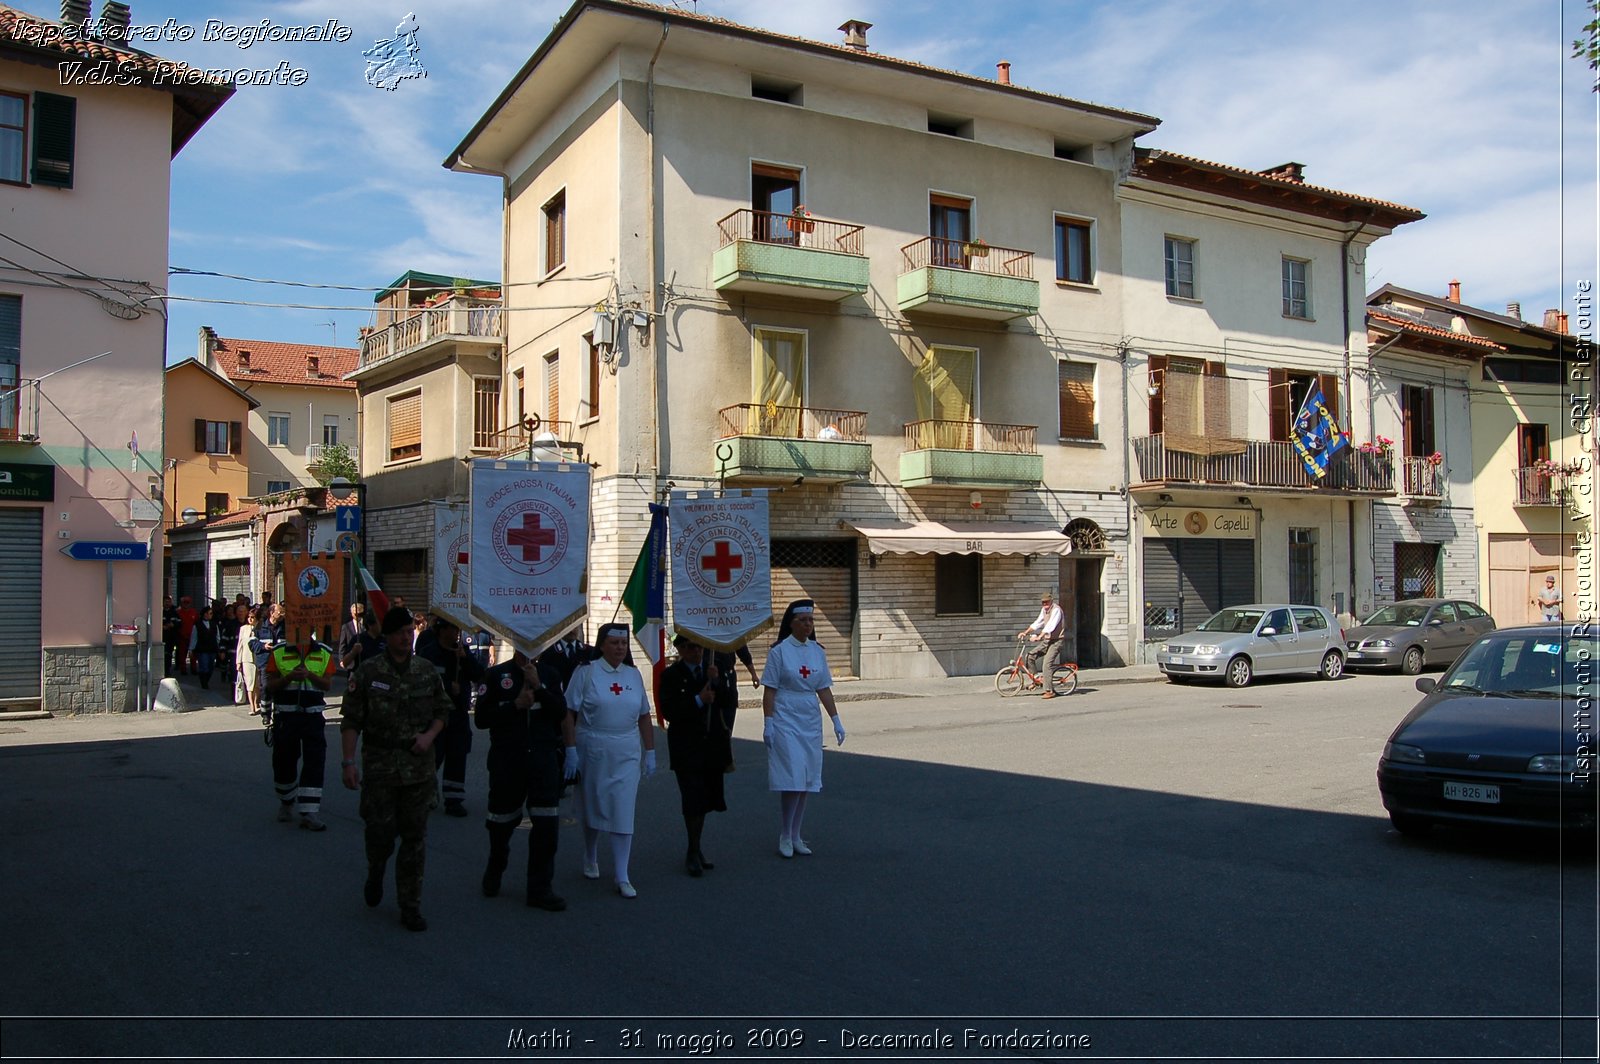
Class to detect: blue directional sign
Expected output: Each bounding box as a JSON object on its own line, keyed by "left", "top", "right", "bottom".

{"left": 335, "top": 505, "right": 362, "bottom": 533}
{"left": 60, "top": 540, "right": 149, "bottom": 562}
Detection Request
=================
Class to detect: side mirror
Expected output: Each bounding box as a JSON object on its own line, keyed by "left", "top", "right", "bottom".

{"left": 1259, "top": 627, "right": 1278, "bottom": 637}
{"left": 1428, "top": 618, "right": 1444, "bottom": 626}
{"left": 1414, "top": 677, "right": 1437, "bottom": 694}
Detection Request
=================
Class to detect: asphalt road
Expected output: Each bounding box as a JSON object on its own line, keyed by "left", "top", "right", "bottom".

{"left": 0, "top": 669, "right": 1594, "bottom": 1062}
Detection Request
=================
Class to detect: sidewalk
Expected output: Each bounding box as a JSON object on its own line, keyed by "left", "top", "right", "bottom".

{"left": 826, "top": 662, "right": 1165, "bottom": 702}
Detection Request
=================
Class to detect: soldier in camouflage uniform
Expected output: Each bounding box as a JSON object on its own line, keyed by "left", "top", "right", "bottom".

{"left": 339, "top": 607, "right": 451, "bottom": 932}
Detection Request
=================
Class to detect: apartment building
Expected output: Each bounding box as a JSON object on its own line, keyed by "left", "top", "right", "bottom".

{"left": 161, "top": 358, "right": 257, "bottom": 527}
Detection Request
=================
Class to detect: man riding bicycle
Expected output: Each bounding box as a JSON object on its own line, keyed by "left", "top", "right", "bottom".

{"left": 1018, "top": 590, "right": 1066, "bottom": 699}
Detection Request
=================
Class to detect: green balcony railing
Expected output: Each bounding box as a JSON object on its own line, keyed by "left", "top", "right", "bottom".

{"left": 899, "top": 419, "right": 1042, "bottom": 488}
{"left": 896, "top": 237, "right": 1039, "bottom": 321}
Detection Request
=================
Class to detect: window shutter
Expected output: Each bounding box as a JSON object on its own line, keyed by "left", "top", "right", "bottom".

{"left": 194, "top": 419, "right": 206, "bottom": 453}
{"left": 229, "top": 421, "right": 243, "bottom": 455}
{"left": 0, "top": 295, "right": 20, "bottom": 366}
{"left": 1057, "top": 361, "right": 1095, "bottom": 439}
{"left": 1147, "top": 354, "right": 1167, "bottom": 435}
{"left": 545, "top": 354, "right": 559, "bottom": 423}
{"left": 388, "top": 392, "right": 422, "bottom": 458}
{"left": 1317, "top": 372, "right": 1340, "bottom": 428}
{"left": 31, "top": 93, "right": 75, "bottom": 188}
{"left": 1268, "top": 368, "right": 1289, "bottom": 441}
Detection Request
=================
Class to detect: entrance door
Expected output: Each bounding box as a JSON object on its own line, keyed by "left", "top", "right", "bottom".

{"left": 752, "top": 163, "right": 801, "bottom": 244}
{"left": 769, "top": 539, "right": 856, "bottom": 677}
{"left": 1394, "top": 543, "right": 1440, "bottom": 600}
{"left": 1058, "top": 556, "right": 1104, "bottom": 667}
{"left": 0, "top": 507, "right": 42, "bottom": 702}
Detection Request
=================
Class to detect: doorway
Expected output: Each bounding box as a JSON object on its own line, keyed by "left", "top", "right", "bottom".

{"left": 1058, "top": 551, "right": 1105, "bottom": 667}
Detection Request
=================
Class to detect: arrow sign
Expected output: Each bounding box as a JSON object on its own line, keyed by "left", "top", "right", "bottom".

{"left": 60, "top": 540, "right": 149, "bottom": 562}
{"left": 336, "top": 505, "right": 362, "bottom": 533}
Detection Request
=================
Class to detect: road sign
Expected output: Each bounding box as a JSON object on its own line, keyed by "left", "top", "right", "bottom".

{"left": 336, "top": 505, "right": 362, "bottom": 533}
{"left": 60, "top": 540, "right": 149, "bottom": 562}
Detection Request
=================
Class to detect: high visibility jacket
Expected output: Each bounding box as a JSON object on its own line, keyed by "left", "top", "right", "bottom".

{"left": 268, "top": 643, "right": 333, "bottom": 710}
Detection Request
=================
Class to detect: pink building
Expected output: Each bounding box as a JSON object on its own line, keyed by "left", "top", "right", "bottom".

{"left": 0, "top": 1, "right": 230, "bottom": 712}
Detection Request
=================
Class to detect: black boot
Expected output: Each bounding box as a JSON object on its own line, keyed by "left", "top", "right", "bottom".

{"left": 525, "top": 816, "right": 565, "bottom": 911}
{"left": 363, "top": 864, "right": 384, "bottom": 908}
{"left": 482, "top": 821, "right": 513, "bottom": 898}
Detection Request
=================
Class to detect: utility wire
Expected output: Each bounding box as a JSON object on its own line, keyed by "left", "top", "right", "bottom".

{"left": 168, "top": 267, "right": 616, "bottom": 291}
{"left": 0, "top": 231, "right": 147, "bottom": 304}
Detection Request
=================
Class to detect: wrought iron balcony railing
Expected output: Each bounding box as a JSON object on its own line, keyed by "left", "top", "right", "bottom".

{"left": 716, "top": 209, "right": 865, "bottom": 254}
{"left": 900, "top": 237, "right": 1034, "bottom": 278}
{"left": 1401, "top": 456, "right": 1444, "bottom": 498}
{"left": 717, "top": 404, "right": 866, "bottom": 441}
{"left": 485, "top": 419, "right": 576, "bottom": 461}
{"left": 1515, "top": 466, "right": 1567, "bottom": 507}
{"left": 903, "top": 419, "right": 1038, "bottom": 454}
{"left": 0, "top": 378, "right": 41, "bottom": 442}
{"left": 1133, "top": 435, "right": 1394, "bottom": 493}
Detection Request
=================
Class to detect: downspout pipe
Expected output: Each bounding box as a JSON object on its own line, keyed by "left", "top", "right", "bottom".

{"left": 1341, "top": 215, "right": 1371, "bottom": 628}
{"left": 1118, "top": 339, "right": 1134, "bottom": 665}
{"left": 646, "top": 22, "right": 669, "bottom": 506}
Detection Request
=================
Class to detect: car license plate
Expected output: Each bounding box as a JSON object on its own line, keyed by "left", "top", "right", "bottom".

{"left": 1169, "top": 656, "right": 1183, "bottom": 666}
{"left": 1443, "top": 781, "right": 1500, "bottom": 804}
{"left": 1348, "top": 651, "right": 1364, "bottom": 659}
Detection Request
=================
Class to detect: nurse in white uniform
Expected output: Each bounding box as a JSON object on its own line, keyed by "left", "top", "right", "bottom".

{"left": 563, "top": 623, "right": 657, "bottom": 897}
{"left": 761, "top": 600, "right": 845, "bottom": 858}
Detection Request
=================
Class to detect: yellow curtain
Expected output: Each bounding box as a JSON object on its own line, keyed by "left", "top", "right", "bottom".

{"left": 751, "top": 329, "right": 806, "bottom": 435}
{"left": 912, "top": 347, "right": 976, "bottom": 448}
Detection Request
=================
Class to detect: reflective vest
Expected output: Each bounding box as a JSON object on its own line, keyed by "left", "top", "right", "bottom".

{"left": 269, "top": 643, "right": 333, "bottom": 710}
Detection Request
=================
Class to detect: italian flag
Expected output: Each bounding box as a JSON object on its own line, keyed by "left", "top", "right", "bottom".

{"left": 353, "top": 555, "right": 390, "bottom": 625}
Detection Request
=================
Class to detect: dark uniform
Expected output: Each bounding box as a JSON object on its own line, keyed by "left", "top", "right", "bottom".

{"left": 265, "top": 641, "right": 335, "bottom": 828}
{"left": 417, "top": 622, "right": 484, "bottom": 815}
{"left": 538, "top": 633, "right": 592, "bottom": 691}
{"left": 341, "top": 645, "right": 452, "bottom": 927}
{"left": 475, "top": 656, "right": 568, "bottom": 910}
{"left": 661, "top": 657, "right": 732, "bottom": 816}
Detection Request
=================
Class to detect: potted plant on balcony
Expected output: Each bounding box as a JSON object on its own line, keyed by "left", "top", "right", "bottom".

{"left": 786, "top": 205, "right": 815, "bottom": 235}
{"left": 1426, "top": 451, "right": 1443, "bottom": 466}
{"left": 962, "top": 237, "right": 990, "bottom": 258}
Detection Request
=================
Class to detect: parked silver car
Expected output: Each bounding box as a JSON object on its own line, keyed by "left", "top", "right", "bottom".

{"left": 1345, "top": 598, "right": 1496, "bottom": 674}
{"left": 1157, "top": 604, "right": 1345, "bottom": 687}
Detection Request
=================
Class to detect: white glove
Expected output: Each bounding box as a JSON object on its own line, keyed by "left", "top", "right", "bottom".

{"left": 642, "top": 749, "right": 657, "bottom": 777}
{"left": 562, "top": 746, "right": 579, "bottom": 780}
{"left": 832, "top": 715, "right": 846, "bottom": 746}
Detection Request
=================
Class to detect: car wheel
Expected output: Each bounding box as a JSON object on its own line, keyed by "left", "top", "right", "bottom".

{"left": 993, "top": 666, "right": 1023, "bottom": 698}
{"left": 1389, "top": 812, "right": 1432, "bottom": 837}
{"left": 1401, "top": 646, "right": 1424, "bottom": 675}
{"left": 1224, "top": 655, "right": 1252, "bottom": 688}
{"left": 1319, "top": 650, "right": 1344, "bottom": 680}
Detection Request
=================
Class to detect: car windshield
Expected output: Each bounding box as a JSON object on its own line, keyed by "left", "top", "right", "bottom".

{"left": 1439, "top": 634, "right": 1600, "bottom": 696}
{"left": 1363, "top": 603, "right": 1430, "bottom": 627}
{"left": 1197, "top": 608, "right": 1265, "bottom": 634}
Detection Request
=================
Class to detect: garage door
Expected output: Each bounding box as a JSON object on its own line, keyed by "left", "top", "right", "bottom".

{"left": 0, "top": 507, "right": 42, "bottom": 702}
{"left": 1143, "top": 538, "right": 1255, "bottom": 636}
{"left": 767, "top": 539, "right": 856, "bottom": 678}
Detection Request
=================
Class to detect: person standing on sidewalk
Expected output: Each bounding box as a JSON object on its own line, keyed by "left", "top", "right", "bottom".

{"left": 190, "top": 605, "right": 220, "bottom": 690}
{"left": 339, "top": 607, "right": 451, "bottom": 932}
{"left": 1018, "top": 589, "right": 1066, "bottom": 699}
{"left": 762, "top": 600, "right": 845, "bottom": 859}
{"left": 264, "top": 629, "right": 336, "bottom": 830}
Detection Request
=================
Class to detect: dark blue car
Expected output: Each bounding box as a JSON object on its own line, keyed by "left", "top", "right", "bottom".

{"left": 1376, "top": 624, "right": 1597, "bottom": 837}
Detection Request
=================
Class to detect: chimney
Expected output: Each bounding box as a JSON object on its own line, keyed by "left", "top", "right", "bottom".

{"left": 1542, "top": 309, "right": 1564, "bottom": 332}
{"left": 1506, "top": 301, "right": 1521, "bottom": 321}
{"left": 996, "top": 61, "right": 1012, "bottom": 85}
{"left": 237, "top": 348, "right": 251, "bottom": 371}
{"left": 1447, "top": 279, "right": 1461, "bottom": 303}
{"left": 306, "top": 353, "right": 320, "bottom": 377}
{"left": 1558, "top": 312, "right": 1570, "bottom": 334}
{"left": 1259, "top": 161, "right": 1305, "bottom": 184}
{"left": 101, "top": 1, "right": 130, "bottom": 38}
{"left": 838, "top": 19, "right": 871, "bottom": 51}
{"left": 60, "top": 0, "right": 90, "bottom": 28}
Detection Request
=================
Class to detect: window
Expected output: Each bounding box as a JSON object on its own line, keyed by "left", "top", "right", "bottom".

{"left": 1261, "top": 608, "right": 1292, "bottom": 634}
{"left": 1485, "top": 358, "right": 1561, "bottom": 385}
{"left": 1291, "top": 606, "right": 1327, "bottom": 632}
{"left": 195, "top": 419, "right": 240, "bottom": 456}
{"left": 584, "top": 334, "right": 600, "bottom": 418}
{"left": 750, "top": 76, "right": 802, "bottom": 104}
{"left": 929, "top": 194, "right": 972, "bottom": 267}
{"left": 934, "top": 554, "right": 983, "bottom": 614}
{"left": 910, "top": 346, "right": 977, "bottom": 449}
{"left": 927, "top": 112, "right": 973, "bottom": 139}
{"left": 513, "top": 369, "right": 526, "bottom": 427}
{"left": 321, "top": 414, "right": 339, "bottom": 447}
{"left": 0, "top": 91, "right": 25, "bottom": 184}
{"left": 204, "top": 492, "right": 229, "bottom": 517}
{"left": 30, "top": 92, "right": 74, "bottom": 188}
{"left": 1282, "top": 257, "right": 1310, "bottom": 319}
{"left": 1054, "top": 217, "right": 1092, "bottom": 284}
{"left": 1289, "top": 529, "right": 1318, "bottom": 605}
{"left": 1149, "top": 356, "right": 1239, "bottom": 438}
{"left": 751, "top": 327, "right": 806, "bottom": 435}
{"left": 265, "top": 480, "right": 291, "bottom": 494}
{"left": 267, "top": 412, "right": 290, "bottom": 447}
{"left": 752, "top": 162, "right": 802, "bottom": 243}
{"left": 1516, "top": 423, "right": 1550, "bottom": 468}
{"left": 1434, "top": 603, "right": 1458, "bottom": 623}
{"left": 543, "top": 190, "right": 565, "bottom": 273}
{"left": 1164, "top": 237, "right": 1195, "bottom": 298}
{"left": 1458, "top": 602, "right": 1486, "bottom": 619}
{"left": 544, "top": 352, "right": 559, "bottom": 423}
{"left": 1269, "top": 370, "right": 1340, "bottom": 442}
{"left": 0, "top": 294, "right": 18, "bottom": 436}
{"left": 387, "top": 391, "right": 422, "bottom": 462}
{"left": 473, "top": 376, "right": 501, "bottom": 449}
{"left": 1401, "top": 384, "right": 1436, "bottom": 457}
{"left": 1057, "top": 361, "right": 1096, "bottom": 440}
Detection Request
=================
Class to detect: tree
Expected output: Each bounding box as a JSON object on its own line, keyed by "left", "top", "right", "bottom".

{"left": 309, "top": 442, "right": 358, "bottom": 486}
{"left": 1576, "top": 0, "right": 1599, "bottom": 90}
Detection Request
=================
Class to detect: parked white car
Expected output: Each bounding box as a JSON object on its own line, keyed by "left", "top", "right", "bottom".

{"left": 1157, "top": 604, "right": 1346, "bottom": 687}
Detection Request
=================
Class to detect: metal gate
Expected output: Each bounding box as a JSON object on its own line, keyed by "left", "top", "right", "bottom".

{"left": 1143, "top": 539, "right": 1255, "bottom": 636}
{"left": 0, "top": 507, "right": 42, "bottom": 702}
{"left": 1394, "top": 543, "right": 1440, "bottom": 600}
{"left": 374, "top": 549, "right": 429, "bottom": 613}
{"left": 768, "top": 539, "right": 856, "bottom": 678}
{"left": 216, "top": 560, "right": 250, "bottom": 603}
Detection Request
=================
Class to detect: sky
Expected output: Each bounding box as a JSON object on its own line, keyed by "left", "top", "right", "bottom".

{"left": 20, "top": 0, "right": 1593, "bottom": 356}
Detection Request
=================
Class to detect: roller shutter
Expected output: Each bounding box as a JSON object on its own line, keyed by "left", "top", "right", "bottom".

{"left": 0, "top": 507, "right": 42, "bottom": 701}
{"left": 216, "top": 560, "right": 251, "bottom": 602}
{"left": 765, "top": 539, "right": 855, "bottom": 678}
{"left": 375, "top": 548, "right": 429, "bottom": 614}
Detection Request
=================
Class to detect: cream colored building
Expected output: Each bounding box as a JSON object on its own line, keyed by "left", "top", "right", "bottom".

{"left": 161, "top": 358, "right": 257, "bottom": 527}
{"left": 0, "top": 1, "right": 230, "bottom": 712}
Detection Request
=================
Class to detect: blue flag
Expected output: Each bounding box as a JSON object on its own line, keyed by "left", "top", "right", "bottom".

{"left": 1292, "top": 385, "right": 1346, "bottom": 479}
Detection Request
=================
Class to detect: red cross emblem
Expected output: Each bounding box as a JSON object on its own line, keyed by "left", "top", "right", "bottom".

{"left": 456, "top": 551, "right": 469, "bottom": 566}
{"left": 700, "top": 539, "right": 744, "bottom": 584}
{"left": 798, "top": 665, "right": 811, "bottom": 679}
{"left": 609, "top": 682, "right": 624, "bottom": 695}
{"left": 507, "top": 513, "right": 558, "bottom": 562}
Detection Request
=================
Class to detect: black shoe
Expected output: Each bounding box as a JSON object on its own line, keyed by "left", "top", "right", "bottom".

{"left": 400, "top": 908, "right": 428, "bottom": 931}
{"left": 685, "top": 852, "right": 703, "bottom": 878}
{"left": 363, "top": 870, "right": 383, "bottom": 908}
{"left": 444, "top": 801, "right": 468, "bottom": 818}
{"left": 697, "top": 852, "right": 714, "bottom": 871}
{"left": 526, "top": 890, "right": 567, "bottom": 912}
{"left": 482, "top": 865, "right": 503, "bottom": 898}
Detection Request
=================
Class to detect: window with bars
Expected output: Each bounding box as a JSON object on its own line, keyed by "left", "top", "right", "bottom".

{"left": 544, "top": 189, "right": 566, "bottom": 273}
{"left": 387, "top": 391, "right": 421, "bottom": 462}
{"left": 472, "top": 377, "right": 501, "bottom": 449}
{"left": 1057, "top": 360, "right": 1096, "bottom": 440}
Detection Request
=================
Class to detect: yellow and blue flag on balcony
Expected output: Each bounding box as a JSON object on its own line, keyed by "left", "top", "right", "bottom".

{"left": 1292, "top": 384, "right": 1345, "bottom": 479}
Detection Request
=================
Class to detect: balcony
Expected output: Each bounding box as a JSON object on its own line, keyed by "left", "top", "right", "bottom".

{"left": 0, "top": 378, "right": 41, "bottom": 444}
{"left": 353, "top": 296, "right": 503, "bottom": 379}
{"left": 307, "top": 442, "right": 359, "bottom": 467}
{"left": 1514, "top": 466, "right": 1570, "bottom": 507}
{"left": 897, "top": 237, "right": 1039, "bottom": 321}
{"left": 711, "top": 210, "right": 869, "bottom": 302}
{"left": 715, "top": 404, "right": 870, "bottom": 484}
{"left": 1401, "top": 456, "right": 1444, "bottom": 502}
{"left": 483, "top": 419, "right": 580, "bottom": 463}
{"left": 1132, "top": 435, "right": 1395, "bottom": 495}
{"left": 899, "top": 419, "right": 1042, "bottom": 489}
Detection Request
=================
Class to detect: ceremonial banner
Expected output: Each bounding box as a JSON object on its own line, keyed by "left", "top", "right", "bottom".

{"left": 470, "top": 459, "right": 589, "bottom": 655}
{"left": 431, "top": 502, "right": 472, "bottom": 630}
{"left": 669, "top": 489, "right": 772, "bottom": 651}
{"left": 1291, "top": 383, "right": 1346, "bottom": 479}
{"left": 281, "top": 551, "right": 345, "bottom": 644}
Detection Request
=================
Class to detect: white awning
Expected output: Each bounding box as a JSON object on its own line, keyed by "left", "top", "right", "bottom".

{"left": 847, "top": 520, "right": 1072, "bottom": 556}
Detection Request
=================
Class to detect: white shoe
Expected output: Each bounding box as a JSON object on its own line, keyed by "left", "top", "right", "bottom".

{"left": 616, "top": 881, "right": 637, "bottom": 899}
{"left": 777, "top": 835, "right": 794, "bottom": 858}
{"left": 792, "top": 837, "right": 812, "bottom": 856}
{"left": 582, "top": 860, "right": 600, "bottom": 880}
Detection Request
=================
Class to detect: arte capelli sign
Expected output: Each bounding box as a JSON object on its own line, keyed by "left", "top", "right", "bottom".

{"left": 1141, "top": 506, "right": 1256, "bottom": 539}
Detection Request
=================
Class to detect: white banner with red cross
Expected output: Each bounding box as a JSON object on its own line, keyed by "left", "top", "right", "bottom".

{"left": 431, "top": 502, "right": 472, "bottom": 631}
{"left": 669, "top": 488, "right": 772, "bottom": 651}
{"left": 469, "top": 459, "right": 590, "bottom": 656}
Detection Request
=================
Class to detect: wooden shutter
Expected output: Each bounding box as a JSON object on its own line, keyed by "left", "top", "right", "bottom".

{"left": 194, "top": 419, "right": 206, "bottom": 453}
{"left": 1268, "top": 368, "right": 1289, "bottom": 441}
{"left": 544, "top": 191, "right": 565, "bottom": 270}
{"left": 31, "top": 92, "right": 75, "bottom": 188}
{"left": 1147, "top": 354, "right": 1167, "bottom": 435}
{"left": 1317, "top": 372, "right": 1341, "bottom": 428}
{"left": 388, "top": 392, "right": 421, "bottom": 459}
{"left": 545, "top": 354, "right": 559, "bottom": 424}
{"left": 1057, "top": 361, "right": 1095, "bottom": 439}
{"left": 229, "top": 421, "right": 242, "bottom": 455}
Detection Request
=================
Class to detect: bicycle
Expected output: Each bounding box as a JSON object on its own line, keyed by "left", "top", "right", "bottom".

{"left": 994, "top": 639, "right": 1079, "bottom": 697}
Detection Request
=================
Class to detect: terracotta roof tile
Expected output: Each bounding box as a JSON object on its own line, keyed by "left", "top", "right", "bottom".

{"left": 0, "top": 3, "right": 228, "bottom": 88}
{"left": 1368, "top": 310, "right": 1504, "bottom": 351}
{"left": 212, "top": 336, "right": 359, "bottom": 390}
{"left": 204, "top": 503, "right": 259, "bottom": 529}
{"left": 1135, "top": 149, "right": 1424, "bottom": 221}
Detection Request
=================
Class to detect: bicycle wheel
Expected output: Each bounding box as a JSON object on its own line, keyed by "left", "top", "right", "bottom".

{"left": 994, "top": 665, "right": 1024, "bottom": 697}
{"left": 1050, "top": 665, "right": 1079, "bottom": 695}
